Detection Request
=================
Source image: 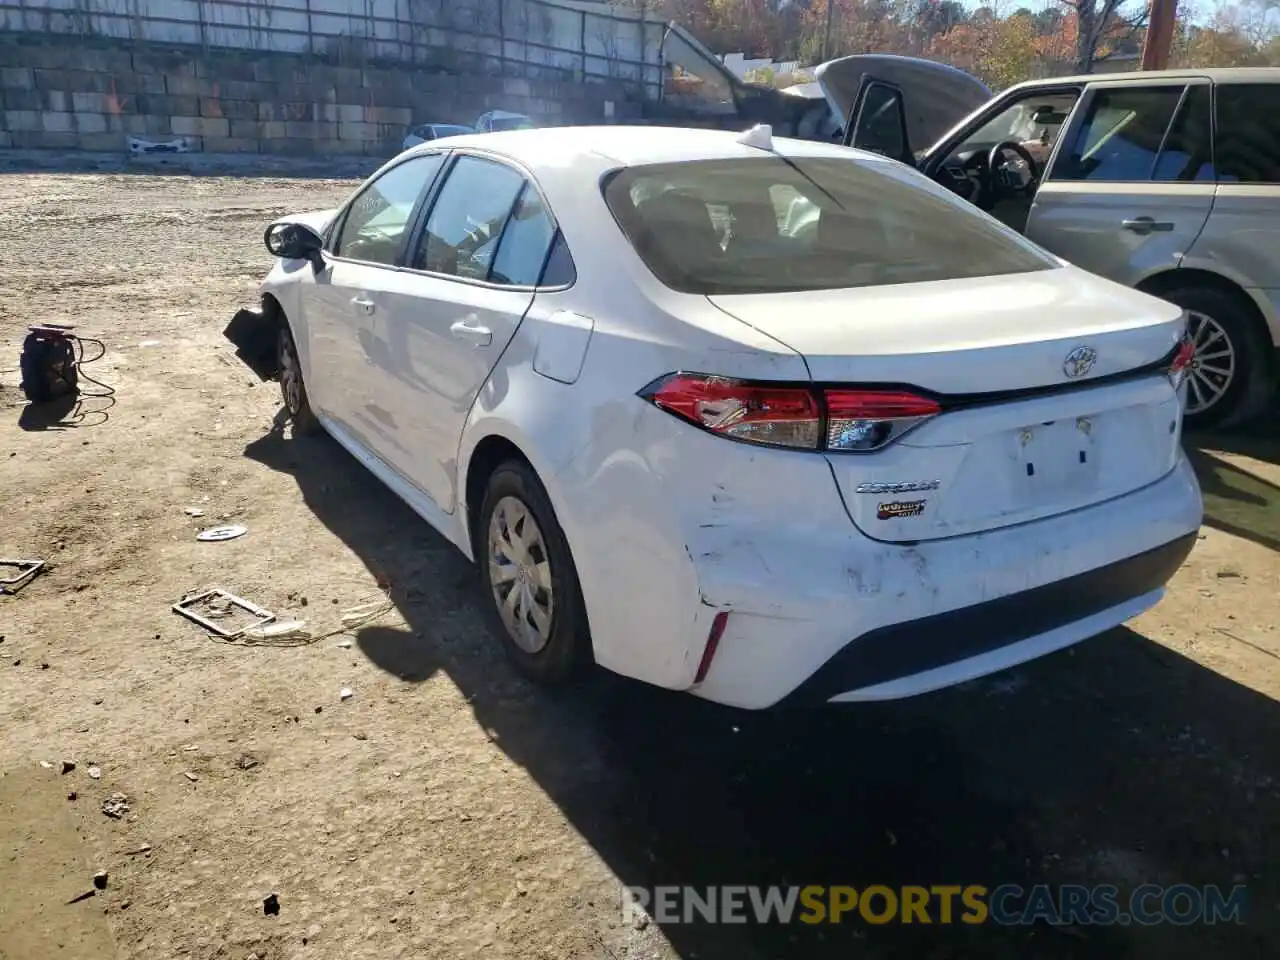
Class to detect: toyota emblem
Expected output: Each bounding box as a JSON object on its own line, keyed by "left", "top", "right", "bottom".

{"left": 1063, "top": 345, "right": 1097, "bottom": 379}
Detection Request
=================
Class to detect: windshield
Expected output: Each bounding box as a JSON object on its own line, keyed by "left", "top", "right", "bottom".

{"left": 603, "top": 156, "right": 1056, "bottom": 295}
{"left": 434, "top": 124, "right": 473, "bottom": 137}
{"left": 951, "top": 93, "right": 1079, "bottom": 158}
{"left": 492, "top": 116, "right": 533, "bottom": 131}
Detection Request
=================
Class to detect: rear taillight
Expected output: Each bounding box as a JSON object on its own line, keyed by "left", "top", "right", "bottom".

{"left": 1168, "top": 333, "right": 1196, "bottom": 391}
{"left": 645, "top": 374, "right": 821, "bottom": 449}
{"left": 641, "top": 374, "right": 940, "bottom": 452}
{"left": 826, "top": 389, "right": 942, "bottom": 452}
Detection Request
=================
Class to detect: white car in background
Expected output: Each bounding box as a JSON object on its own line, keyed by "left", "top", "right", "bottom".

{"left": 474, "top": 110, "right": 535, "bottom": 132}
{"left": 401, "top": 122, "right": 474, "bottom": 152}
{"left": 253, "top": 125, "right": 1202, "bottom": 710}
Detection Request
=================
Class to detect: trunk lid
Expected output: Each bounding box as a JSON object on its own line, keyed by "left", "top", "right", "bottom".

{"left": 813, "top": 54, "right": 991, "bottom": 154}
{"left": 708, "top": 269, "right": 1188, "bottom": 542}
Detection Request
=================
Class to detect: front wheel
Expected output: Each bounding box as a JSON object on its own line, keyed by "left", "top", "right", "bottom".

{"left": 277, "top": 324, "right": 321, "bottom": 436}
{"left": 477, "top": 460, "right": 590, "bottom": 684}
{"left": 1163, "top": 286, "right": 1275, "bottom": 430}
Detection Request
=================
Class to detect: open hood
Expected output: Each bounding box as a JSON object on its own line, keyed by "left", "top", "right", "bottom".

{"left": 814, "top": 54, "right": 992, "bottom": 154}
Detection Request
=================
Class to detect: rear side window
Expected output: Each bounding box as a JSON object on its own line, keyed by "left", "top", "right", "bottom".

{"left": 1215, "top": 84, "right": 1280, "bottom": 184}
{"left": 489, "top": 185, "right": 556, "bottom": 286}
{"left": 1055, "top": 86, "right": 1183, "bottom": 182}
{"left": 539, "top": 232, "right": 577, "bottom": 287}
{"left": 602, "top": 157, "right": 1054, "bottom": 295}
{"left": 413, "top": 156, "right": 524, "bottom": 279}
{"left": 1153, "top": 85, "right": 1214, "bottom": 182}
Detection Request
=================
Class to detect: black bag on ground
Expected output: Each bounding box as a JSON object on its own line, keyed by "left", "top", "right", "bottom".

{"left": 19, "top": 326, "right": 80, "bottom": 403}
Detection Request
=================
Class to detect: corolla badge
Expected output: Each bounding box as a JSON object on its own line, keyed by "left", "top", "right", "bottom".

{"left": 1063, "top": 345, "right": 1098, "bottom": 379}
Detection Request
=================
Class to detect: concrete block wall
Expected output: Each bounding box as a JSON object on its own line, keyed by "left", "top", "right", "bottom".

{"left": 0, "top": 37, "right": 642, "bottom": 156}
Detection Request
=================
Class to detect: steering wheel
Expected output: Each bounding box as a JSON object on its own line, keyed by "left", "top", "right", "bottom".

{"left": 985, "top": 141, "right": 1041, "bottom": 204}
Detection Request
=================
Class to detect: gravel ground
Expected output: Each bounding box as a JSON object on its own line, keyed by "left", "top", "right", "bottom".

{"left": 0, "top": 164, "right": 1278, "bottom": 960}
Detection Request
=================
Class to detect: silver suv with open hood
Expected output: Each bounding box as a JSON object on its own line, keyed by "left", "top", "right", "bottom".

{"left": 818, "top": 54, "right": 1280, "bottom": 429}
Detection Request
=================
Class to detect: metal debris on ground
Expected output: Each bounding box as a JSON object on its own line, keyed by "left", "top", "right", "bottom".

{"left": 242, "top": 619, "right": 311, "bottom": 642}
{"left": 263, "top": 893, "right": 280, "bottom": 916}
{"left": 183, "top": 507, "right": 204, "bottom": 517}
{"left": 183, "top": 771, "right": 199, "bottom": 782}
{"left": 339, "top": 687, "right": 354, "bottom": 701}
{"left": 101, "top": 792, "right": 130, "bottom": 819}
{"left": 340, "top": 598, "right": 394, "bottom": 629}
{"left": 88, "top": 765, "right": 101, "bottom": 779}
{"left": 174, "top": 583, "right": 394, "bottom": 647}
{"left": 93, "top": 870, "right": 108, "bottom": 890}
{"left": 0, "top": 558, "right": 45, "bottom": 595}
{"left": 39, "top": 760, "right": 53, "bottom": 769}
{"left": 61, "top": 760, "right": 76, "bottom": 774}
{"left": 196, "top": 523, "right": 247, "bottom": 542}
{"left": 173, "top": 588, "right": 275, "bottom": 639}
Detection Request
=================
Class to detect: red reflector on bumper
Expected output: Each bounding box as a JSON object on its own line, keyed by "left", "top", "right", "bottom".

{"left": 694, "top": 611, "right": 729, "bottom": 685}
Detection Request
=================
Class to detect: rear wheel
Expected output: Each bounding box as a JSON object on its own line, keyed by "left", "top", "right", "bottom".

{"left": 1161, "top": 285, "right": 1275, "bottom": 430}
{"left": 277, "top": 324, "right": 321, "bottom": 436}
{"left": 477, "top": 460, "right": 589, "bottom": 683}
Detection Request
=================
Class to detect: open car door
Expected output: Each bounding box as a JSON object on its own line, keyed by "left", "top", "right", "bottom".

{"left": 817, "top": 54, "right": 992, "bottom": 162}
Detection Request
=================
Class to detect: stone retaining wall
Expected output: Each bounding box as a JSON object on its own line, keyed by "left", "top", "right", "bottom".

{"left": 0, "top": 36, "right": 642, "bottom": 156}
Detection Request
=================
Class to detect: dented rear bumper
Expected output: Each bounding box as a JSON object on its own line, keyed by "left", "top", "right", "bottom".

{"left": 685, "top": 455, "right": 1203, "bottom": 709}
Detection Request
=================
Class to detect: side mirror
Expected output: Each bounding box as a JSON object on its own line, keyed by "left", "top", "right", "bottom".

{"left": 264, "top": 221, "right": 324, "bottom": 271}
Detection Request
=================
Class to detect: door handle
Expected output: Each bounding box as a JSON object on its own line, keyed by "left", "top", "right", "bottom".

{"left": 1121, "top": 217, "right": 1175, "bottom": 234}
{"left": 450, "top": 319, "right": 493, "bottom": 347}
{"left": 351, "top": 296, "right": 376, "bottom": 315}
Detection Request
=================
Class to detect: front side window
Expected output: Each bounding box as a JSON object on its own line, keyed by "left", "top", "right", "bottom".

{"left": 1054, "top": 86, "right": 1183, "bottom": 182}
{"left": 1215, "top": 84, "right": 1280, "bottom": 184}
{"left": 412, "top": 156, "right": 525, "bottom": 280}
{"left": 603, "top": 157, "right": 1056, "bottom": 296}
{"left": 333, "top": 154, "right": 445, "bottom": 265}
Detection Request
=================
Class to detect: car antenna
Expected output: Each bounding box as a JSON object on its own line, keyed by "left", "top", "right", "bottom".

{"left": 736, "top": 124, "right": 774, "bottom": 150}
{"left": 736, "top": 123, "right": 847, "bottom": 211}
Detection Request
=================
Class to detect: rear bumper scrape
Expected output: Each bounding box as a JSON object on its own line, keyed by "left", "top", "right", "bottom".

{"left": 781, "top": 530, "right": 1198, "bottom": 707}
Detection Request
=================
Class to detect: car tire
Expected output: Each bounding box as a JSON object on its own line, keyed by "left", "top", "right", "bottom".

{"left": 277, "top": 324, "right": 321, "bottom": 436}
{"left": 1162, "top": 285, "right": 1276, "bottom": 430}
{"left": 477, "top": 459, "right": 590, "bottom": 684}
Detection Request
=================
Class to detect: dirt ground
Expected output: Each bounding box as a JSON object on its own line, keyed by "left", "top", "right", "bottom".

{"left": 1, "top": 164, "right": 1278, "bottom": 960}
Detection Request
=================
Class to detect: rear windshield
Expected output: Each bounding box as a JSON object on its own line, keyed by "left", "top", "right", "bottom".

{"left": 602, "top": 156, "right": 1056, "bottom": 295}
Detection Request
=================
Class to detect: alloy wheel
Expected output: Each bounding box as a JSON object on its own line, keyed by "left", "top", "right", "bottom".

{"left": 1184, "top": 310, "right": 1236, "bottom": 416}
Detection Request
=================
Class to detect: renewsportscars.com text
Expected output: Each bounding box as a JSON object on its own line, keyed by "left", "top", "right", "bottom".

{"left": 621, "top": 884, "right": 1247, "bottom": 927}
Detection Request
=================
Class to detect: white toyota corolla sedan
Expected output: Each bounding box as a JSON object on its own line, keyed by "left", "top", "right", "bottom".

{"left": 253, "top": 124, "right": 1203, "bottom": 710}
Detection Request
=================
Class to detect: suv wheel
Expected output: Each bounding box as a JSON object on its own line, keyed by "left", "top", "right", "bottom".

{"left": 1162, "top": 285, "right": 1275, "bottom": 430}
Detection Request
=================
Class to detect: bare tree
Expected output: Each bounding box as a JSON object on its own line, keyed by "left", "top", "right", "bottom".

{"left": 1061, "top": 0, "right": 1149, "bottom": 72}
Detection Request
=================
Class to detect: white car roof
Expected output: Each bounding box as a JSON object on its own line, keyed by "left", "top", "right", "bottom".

{"left": 404, "top": 124, "right": 886, "bottom": 173}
